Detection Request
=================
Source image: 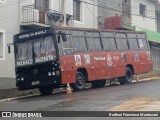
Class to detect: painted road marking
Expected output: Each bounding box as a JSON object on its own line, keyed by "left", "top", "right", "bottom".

{"left": 107, "top": 97, "right": 160, "bottom": 111}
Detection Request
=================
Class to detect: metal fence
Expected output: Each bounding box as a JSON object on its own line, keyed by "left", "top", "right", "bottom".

{"left": 21, "top": 5, "right": 74, "bottom": 27}
{"left": 22, "top": 5, "right": 40, "bottom": 23}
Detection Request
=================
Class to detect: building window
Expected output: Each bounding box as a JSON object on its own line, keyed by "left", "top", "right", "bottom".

{"left": 124, "top": 0, "right": 129, "bottom": 4}
{"left": 140, "top": 4, "right": 146, "bottom": 16}
{"left": 73, "top": 0, "right": 81, "bottom": 21}
{"left": 0, "top": 30, "right": 5, "bottom": 60}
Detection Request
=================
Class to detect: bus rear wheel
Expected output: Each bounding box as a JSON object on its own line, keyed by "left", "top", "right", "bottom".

{"left": 91, "top": 79, "right": 106, "bottom": 88}
{"left": 71, "top": 71, "right": 86, "bottom": 91}
{"left": 118, "top": 67, "right": 133, "bottom": 85}
{"left": 39, "top": 86, "right": 53, "bottom": 95}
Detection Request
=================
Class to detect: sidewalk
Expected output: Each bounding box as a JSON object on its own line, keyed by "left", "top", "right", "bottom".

{"left": 138, "top": 69, "right": 160, "bottom": 79}
{"left": 0, "top": 70, "right": 159, "bottom": 100}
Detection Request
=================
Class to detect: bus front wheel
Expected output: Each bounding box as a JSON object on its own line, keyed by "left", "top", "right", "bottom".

{"left": 118, "top": 67, "right": 133, "bottom": 85}
{"left": 71, "top": 71, "right": 86, "bottom": 91}
{"left": 39, "top": 86, "right": 53, "bottom": 95}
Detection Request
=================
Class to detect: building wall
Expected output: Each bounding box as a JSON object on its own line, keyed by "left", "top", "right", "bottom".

{"left": 131, "top": 0, "right": 157, "bottom": 31}
{"left": 0, "top": 0, "right": 20, "bottom": 78}
{"left": 0, "top": 0, "right": 20, "bottom": 89}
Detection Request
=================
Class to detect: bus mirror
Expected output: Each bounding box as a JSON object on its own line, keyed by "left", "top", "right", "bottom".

{"left": 8, "top": 45, "right": 11, "bottom": 54}
{"left": 7, "top": 43, "right": 13, "bottom": 54}
{"left": 57, "top": 35, "right": 61, "bottom": 43}
{"left": 61, "top": 33, "right": 67, "bottom": 41}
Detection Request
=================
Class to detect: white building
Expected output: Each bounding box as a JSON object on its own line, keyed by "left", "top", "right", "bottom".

{"left": 0, "top": 0, "right": 98, "bottom": 89}
{"left": 131, "top": 0, "right": 157, "bottom": 31}
{"left": 98, "top": 0, "right": 160, "bottom": 70}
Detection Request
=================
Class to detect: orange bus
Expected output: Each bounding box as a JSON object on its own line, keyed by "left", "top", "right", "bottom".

{"left": 12, "top": 27, "right": 152, "bottom": 95}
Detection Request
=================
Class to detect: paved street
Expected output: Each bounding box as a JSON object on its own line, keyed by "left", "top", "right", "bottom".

{"left": 0, "top": 79, "right": 160, "bottom": 111}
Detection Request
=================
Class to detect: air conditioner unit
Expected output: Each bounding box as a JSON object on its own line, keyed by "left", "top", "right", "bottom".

{"left": 0, "top": 0, "right": 6, "bottom": 4}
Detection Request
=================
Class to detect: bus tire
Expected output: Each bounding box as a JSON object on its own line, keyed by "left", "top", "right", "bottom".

{"left": 125, "top": 67, "right": 133, "bottom": 84}
{"left": 118, "top": 67, "right": 133, "bottom": 85}
{"left": 91, "top": 79, "right": 106, "bottom": 88}
{"left": 39, "top": 86, "right": 53, "bottom": 95}
{"left": 71, "top": 71, "right": 86, "bottom": 91}
{"left": 118, "top": 77, "right": 126, "bottom": 85}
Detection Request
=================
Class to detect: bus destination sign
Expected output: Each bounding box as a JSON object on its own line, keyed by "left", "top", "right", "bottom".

{"left": 14, "top": 27, "right": 53, "bottom": 41}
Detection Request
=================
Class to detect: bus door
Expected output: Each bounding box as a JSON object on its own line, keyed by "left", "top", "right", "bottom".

{"left": 111, "top": 52, "right": 122, "bottom": 77}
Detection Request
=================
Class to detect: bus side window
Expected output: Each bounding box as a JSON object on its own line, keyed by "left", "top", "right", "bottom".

{"left": 127, "top": 33, "right": 139, "bottom": 50}
{"left": 102, "top": 38, "right": 111, "bottom": 51}
{"left": 62, "top": 35, "right": 74, "bottom": 55}
{"left": 137, "top": 33, "right": 148, "bottom": 50}
{"left": 101, "top": 32, "right": 116, "bottom": 51}
{"left": 86, "top": 32, "right": 102, "bottom": 51}
{"left": 71, "top": 30, "right": 87, "bottom": 52}
{"left": 115, "top": 33, "right": 128, "bottom": 50}
{"left": 116, "top": 38, "right": 123, "bottom": 50}
{"left": 138, "top": 39, "right": 148, "bottom": 50}
{"left": 72, "top": 37, "right": 87, "bottom": 52}
{"left": 128, "top": 39, "right": 139, "bottom": 50}
{"left": 109, "top": 38, "right": 117, "bottom": 51}
{"left": 101, "top": 38, "right": 116, "bottom": 51}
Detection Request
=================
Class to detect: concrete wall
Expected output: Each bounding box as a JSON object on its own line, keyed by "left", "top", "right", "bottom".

{"left": 131, "top": 0, "right": 157, "bottom": 31}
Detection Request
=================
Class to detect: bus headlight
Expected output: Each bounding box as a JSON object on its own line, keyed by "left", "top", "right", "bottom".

{"left": 21, "top": 77, "right": 24, "bottom": 81}
{"left": 48, "top": 72, "right": 52, "bottom": 76}
{"left": 52, "top": 72, "right": 56, "bottom": 76}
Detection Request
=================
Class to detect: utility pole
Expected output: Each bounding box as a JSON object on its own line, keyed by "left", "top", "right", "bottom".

{"left": 60, "top": 0, "right": 66, "bottom": 27}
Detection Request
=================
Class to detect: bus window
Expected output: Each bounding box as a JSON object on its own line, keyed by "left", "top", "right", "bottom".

{"left": 127, "top": 33, "right": 139, "bottom": 50}
{"left": 71, "top": 30, "right": 87, "bottom": 52}
{"left": 102, "top": 38, "right": 111, "bottom": 51}
{"left": 62, "top": 35, "right": 74, "bottom": 55}
{"left": 109, "top": 38, "right": 117, "bottom": 51}
{"left": 86, "top": 32, "right": 102, "bottom": 51}
{"left": 138, "top": 38, "right": 148, "bottom": 50}
{"left": 116, "top": 38, "right": 128, "bottom": 50}
{"left": 16, "top": 40, "right": 33, "bottom": 61}
{"left": 72, "top": 37, "right": 87, "bottom": 52}
{"left": 137, "top": 33, "right": 148, "bottom": 50}
{"left": 101, "top": 32, "right": 116, "bottom": 51}
{"left": 115, "top": 33, "right": 128, "bottom": 50}
{"left": 128, "top": 39, "right": 139, "bottom": 50}
{"left": 102, "top": 38, "right": 116, "bottom": 51}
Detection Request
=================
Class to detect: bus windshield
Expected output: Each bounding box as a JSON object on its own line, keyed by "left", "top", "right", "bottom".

{"left": 15, "top": 36, "right": 57, "bottom": 67}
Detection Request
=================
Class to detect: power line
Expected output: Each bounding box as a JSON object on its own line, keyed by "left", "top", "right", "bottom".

{"left": 80, "top": 0, "right": 157, "bottom": 20}
{"left": 91, "top": 0, "right": 158, "bottom": 14}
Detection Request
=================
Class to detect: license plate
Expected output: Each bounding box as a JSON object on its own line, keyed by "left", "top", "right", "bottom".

{"left": 32, "top": 81, "right": 39, "bottom": 85}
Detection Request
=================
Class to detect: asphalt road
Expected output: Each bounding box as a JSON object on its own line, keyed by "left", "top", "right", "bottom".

{"left": 0, "top": 79, "right": 160, "bottom": 120}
